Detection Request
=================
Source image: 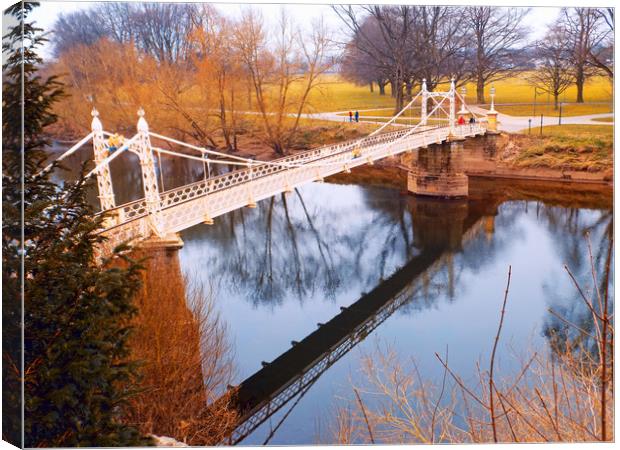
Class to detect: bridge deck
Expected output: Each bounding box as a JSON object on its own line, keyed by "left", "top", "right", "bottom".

{"left": 100, "top": 124, "right": 486, "bottom": 251}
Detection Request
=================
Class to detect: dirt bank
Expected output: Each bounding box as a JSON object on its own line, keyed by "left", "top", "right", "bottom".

{"left": 463, "top": 133, "right": 613, "bottom": 184}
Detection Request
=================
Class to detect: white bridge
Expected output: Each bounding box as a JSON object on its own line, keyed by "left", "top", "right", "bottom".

{"left": 46, "top": 79, "right": 490, "bottom": 254}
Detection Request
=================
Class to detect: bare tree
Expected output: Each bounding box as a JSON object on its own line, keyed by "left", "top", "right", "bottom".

{"left": 340, "top": 39, "right": 390, "bottom": 95}
{"left": 588, "top": 8, "right": 614, "bottom": 79}
{"left": 333, "top": 6, "right": 417, "bottom": 111}
{"left": 190, "top": 6, "right": 243, "bottom": 151}
{"left": 528, "top": 26, "right": 574, "bottom": 110}
{"left": 53, "top": 3, "right": 198, "bottom": 64}
{"left": 560, "top": 8, "right": 606, "bottom": 102}
{"left": 410, "top": 6, "right": 470, "bottom": 92}
{"left": 131, "top": 2, "right": 198, "bottom": 64}
{"left": 465, "top": 7, "right": 530, "bottom": 103}
{"left": 233, "top": 8, "right": 334, "bottom": 155}
{"left": 52, "top": 10, "right": 107, "bottom": 56}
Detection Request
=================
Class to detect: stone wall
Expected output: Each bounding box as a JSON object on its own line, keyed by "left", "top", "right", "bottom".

{"left": 407, "top": 142, "right": 468, "bottom": 198}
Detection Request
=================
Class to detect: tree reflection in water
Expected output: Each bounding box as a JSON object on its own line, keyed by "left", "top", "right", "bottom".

{"left": 45, "top": 145, "right": 613, "bottom": 443}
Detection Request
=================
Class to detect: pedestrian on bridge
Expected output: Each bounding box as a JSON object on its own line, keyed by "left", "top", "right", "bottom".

{"left": 458, "top": 115, "right": 466, "bottom": 126}
{"left": 348, "top": 111, "right": 353, "bottom": 122}
{"left": 354, "top": 110, "right": 359, "bottom": 122}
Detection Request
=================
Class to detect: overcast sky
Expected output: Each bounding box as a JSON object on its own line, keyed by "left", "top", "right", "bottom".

{"left": 27, "top": 0, "right": 564, "bottom": 58}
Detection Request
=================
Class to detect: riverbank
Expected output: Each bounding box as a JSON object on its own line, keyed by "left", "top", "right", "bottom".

{"left": 482, "top": 128, "right": 613, "bottom": 182}
{"left": 391, "top": 130, "right": 612, "bottom": 186}
{"left": 244, "top": 126, "right": 613, "bottom": 186}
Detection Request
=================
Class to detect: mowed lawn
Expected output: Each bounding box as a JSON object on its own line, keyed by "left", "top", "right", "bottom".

{"left": 302, "top": 74, "right": 613, "bottom": 116}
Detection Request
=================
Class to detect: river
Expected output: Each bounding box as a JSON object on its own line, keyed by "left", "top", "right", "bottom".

{"left": 51, "top": 142, "right": 613, "bottom": 445}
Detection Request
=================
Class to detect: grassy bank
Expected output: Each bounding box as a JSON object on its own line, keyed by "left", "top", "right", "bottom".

{"left": 123, "top": 250, "right": 237, "bottom": 446}
{"left": 501, "top": 125, "right": 612, "bottom": 172}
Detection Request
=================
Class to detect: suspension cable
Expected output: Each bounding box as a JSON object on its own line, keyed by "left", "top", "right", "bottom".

{"left": 36, "top": 131, "right": 95, "bottom": 177}
{"left": 85, "top": 134, "right": 140, "bottom": 179}
{"left": 366, "top": 90, "right": 422, "bottom": 138}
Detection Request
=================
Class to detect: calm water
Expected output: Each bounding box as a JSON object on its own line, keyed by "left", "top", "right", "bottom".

{"left": 53, "top": 145, "right": 612, "bottom": 445}
{"left": 178, "top": 179, "right": 612, "bottom": 445}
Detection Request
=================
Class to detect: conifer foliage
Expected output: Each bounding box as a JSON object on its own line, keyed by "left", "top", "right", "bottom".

{"left": 2, "top": 2, "right": 149, "bottom": 446}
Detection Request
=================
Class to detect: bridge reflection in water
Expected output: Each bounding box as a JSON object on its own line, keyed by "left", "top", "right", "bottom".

{"left": 194, "top": 175, "right": 611, "bottom": 445}
{"left": 214, "top": 190, "right": 501, "bottom": 444}
{"left": 52, "top": 132, "right": 611, "bottom": 444}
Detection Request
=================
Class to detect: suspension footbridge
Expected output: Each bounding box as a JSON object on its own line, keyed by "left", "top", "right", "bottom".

{"left": 44, "top": 79, "right": 491, "bottom": 254}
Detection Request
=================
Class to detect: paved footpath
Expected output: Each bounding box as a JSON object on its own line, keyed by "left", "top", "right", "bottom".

{"left": 252, "top": 105, "right": 613, "bottom": 133}
{"left": 466, "top": 106, "right": 613, "bottom": 133}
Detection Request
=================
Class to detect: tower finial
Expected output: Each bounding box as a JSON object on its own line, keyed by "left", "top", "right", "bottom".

{"left": 91, "top": 108, "right": 103, "bottom": 132}
{"left": 137, "top": 107, "right": 149, "bottom": 132}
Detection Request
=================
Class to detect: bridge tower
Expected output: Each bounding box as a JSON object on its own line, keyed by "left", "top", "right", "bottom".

{"left": 91, "top": 109, "right": 117, "bottom": 212}
{"left": 449, "top": 77, "right": 456, "bottom": 133}
{"left": 135, "top": 108, "right": 184, "bottom": 250}
{"left": 421, "top": 79, "right": 428, "bottom": 126}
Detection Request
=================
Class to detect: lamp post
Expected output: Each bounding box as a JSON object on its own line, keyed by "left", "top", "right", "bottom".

{"left": 458, "top": 86, "right": 468, "bottom": 123}
{"left": 489, "top": 85, "right": 496, "bottom": 113}
{"left": 486, "top": 85, "right": 499, "bottom": 134}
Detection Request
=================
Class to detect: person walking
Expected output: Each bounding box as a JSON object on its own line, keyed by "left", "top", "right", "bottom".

{"left": 354, "top": 110, "right": 359, "bottom": 122}
{"left": 457, "top": 115, "right": 465, "bottom": 126}
{"left": 349, "top": 111, "right": 353, "bottom": 122}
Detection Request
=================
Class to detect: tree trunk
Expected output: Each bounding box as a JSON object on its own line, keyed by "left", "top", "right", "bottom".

{"left": 369, "top": 81, "right": 374, "bottom": 93}
{"left": 230, "top": 88, "right": 238, "bottom": 152}
{"left": 575, "top": 68, "right": 585, "bottom": 103}
{"left": 405, "top": 79, "right": 413, "bottom": 99}
{"left": 476, "top": 76, "right": 485, "bottom": 104}
{"left": 554, "top": 93, "right": 559, "bottom": 110}
{"left": 273, "top": 141, "right": 285, "bottom": 156}
{"left": 390, "top": 78, "right": 396, "bottom": 98}
{"left": 394, "top": 70, "right": 404, "bottom": 112}
{"left": 378, "top": 80, "right": 386, "bottom": 95}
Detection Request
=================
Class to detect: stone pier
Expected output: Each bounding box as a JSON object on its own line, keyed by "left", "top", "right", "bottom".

{"left": 136, "top": 232, "right": 184, "bottom": 254}
{"left": 407, "top": 142, "right": 468, "bottom": 198}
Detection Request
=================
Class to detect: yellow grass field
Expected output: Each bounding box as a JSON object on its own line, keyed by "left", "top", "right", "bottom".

{"left": 496, "top": 103, "right": 613, "bottom": 117}
{"left": 305, "top": 75, "right": 395, "bottom": 112}
{"left": 537, "top": 124, "right": 613, "bottom": 140}
{"left": 303, "top": 73, "right": 613, "bottom": 116}
{"left": 461, "top": 75, "right": 613, "bottom": 104}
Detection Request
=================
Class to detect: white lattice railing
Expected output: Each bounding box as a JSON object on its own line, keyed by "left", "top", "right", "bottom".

{"left": 99, "top": 123, "right": 486, "bottom": 251}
